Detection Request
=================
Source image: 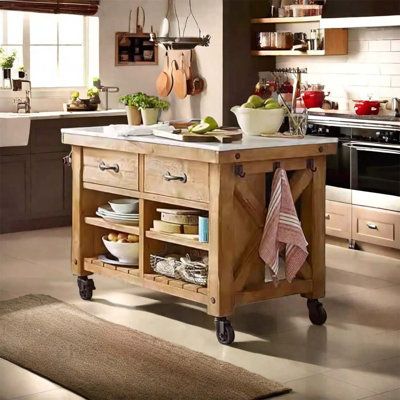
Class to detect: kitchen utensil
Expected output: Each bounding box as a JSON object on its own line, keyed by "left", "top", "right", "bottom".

{"left": 102, "top": 236, "right": 139, "bottom": 264}
{"left": 152, "top": 128, "right": 243, "bottom": 143}
{"left": 108, "top": 199, "right": 139, "bottom": 214}
{"left": 172, "top": 56, "right": 187, "bottom": 99}
{"left": 136, "top": 6, "right": 145, "bottom": 34}
{"left": 353, "top": 100, "right": 381, "bottom": 115}
{"left": 160, "top": 0, "right": 171, "bottom": 37}
{"left": 230, "top": 106, "right": 285, "bottom": 136}
{"left": 156, "top": 52, "right": 173, "bottom": 97}
{"left": 186, "top": 50, "right": 204, "bottom": 96}
{"left": 302, "top": 90, "right": 328, "bottom": 108}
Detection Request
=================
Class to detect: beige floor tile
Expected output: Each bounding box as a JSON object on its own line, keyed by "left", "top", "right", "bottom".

{"left": 283, "top": 374, "right": 376, "bottom": 400}
{"left": 11, "top": 388, "right": 85, "bottom": 400}
{"left": 325, "top": 357, "right": 400, "bottom": 394}
{"left": 360, "top": 388, "right": 400, "bottom": 400}
{"left": 0, "top": 359, "right": 58, "bottom": 400}
{"left": 326, "top": 245, "right": 400, "bottom": 284}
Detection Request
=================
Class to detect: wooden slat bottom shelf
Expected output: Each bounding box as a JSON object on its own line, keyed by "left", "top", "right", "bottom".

{"left": 143, "top": 274, "right": 208, "bottom": 304}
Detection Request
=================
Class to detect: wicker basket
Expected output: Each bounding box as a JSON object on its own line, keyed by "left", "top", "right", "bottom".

{"left": 150, "top": 254, "right": 208, "bottom": 286}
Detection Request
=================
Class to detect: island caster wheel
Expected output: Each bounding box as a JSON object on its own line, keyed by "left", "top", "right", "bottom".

{"left": 307, "top": 299, "right": 327, "bottom": 325}
{"left": 77, "top": 276, "right": 95, "bottom": 301}
{"left": 215, "top": 317, "right": 235, "bottom": 345}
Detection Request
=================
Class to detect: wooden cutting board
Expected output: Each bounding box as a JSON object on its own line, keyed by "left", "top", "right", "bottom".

{"left": 153, "top": 128, "right": 243, "bottom": 143}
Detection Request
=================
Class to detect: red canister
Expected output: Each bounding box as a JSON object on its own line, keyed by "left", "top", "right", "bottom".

{"left": 353, "top": 100, "right": 380, "bottom": 115}
{"left": 302, "top": 90, "right": 326, "bottom": 108}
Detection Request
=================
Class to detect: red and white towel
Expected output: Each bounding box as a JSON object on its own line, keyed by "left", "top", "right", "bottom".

{"left": 259, "top": 168, "right": 308, "bottom": 283}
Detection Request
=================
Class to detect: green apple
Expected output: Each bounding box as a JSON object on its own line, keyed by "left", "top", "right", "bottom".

{"left": 264, "top": 101, "right": 281, "bottom": 110}
{"left": 247, "top": 95, "right": 264, "bottom": 108}
{"left": 241, "top": 102, "right": 256, "bottom": 109}
{"left": 192, "top": 122, "right": 211, "bottom": 134}
{"left": 188, "top": 123, "right": 198, "bottom": 132}
{"left": 264, "top": 97, "right": 277, "bottom": 105}
{"left": 201, "top": 116, "right": 218, "bottom": 131}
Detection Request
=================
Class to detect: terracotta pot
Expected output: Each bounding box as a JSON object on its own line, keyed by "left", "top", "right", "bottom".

{"left": 126, "top": 106, "right": 141, "bottom": 125}
{"left": 353, "top": 100, "right": 380, "bottom": 116}
{"left": 302, "top": 90, "right": 327, "bottom": 109}
{"left": 141, "top": 108, "right": 159, "bottom": 126}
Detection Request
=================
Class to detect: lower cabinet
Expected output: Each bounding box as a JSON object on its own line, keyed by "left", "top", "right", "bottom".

{"left": 326, "top": 200, "right": 400, "bottom": 250}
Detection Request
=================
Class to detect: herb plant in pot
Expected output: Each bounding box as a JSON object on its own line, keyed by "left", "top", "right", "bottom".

{"left": 138, "top": 95, "right": 170, "bottom": 126}
{"left": 0, "top": 49, "right": 16, "bottom": 89}
{"left": 119, "top": 92, "right": 145, "bottom": 126}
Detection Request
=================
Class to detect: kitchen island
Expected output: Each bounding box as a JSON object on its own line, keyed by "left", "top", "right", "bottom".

{"left": 62, "top": 126, "right": 337, "bottom": 344}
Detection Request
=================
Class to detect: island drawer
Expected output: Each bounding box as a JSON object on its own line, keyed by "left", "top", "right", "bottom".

{"left": 144, "top": 155, "right": 209, "bottom": 203}
{"left": 325, "top": 200, "right": 351, "bottom": 240}
{"left": 82, "top": 148, "right": 139, "bottom": 191}
{"left": 352, "top": 205, "right": 400, "bottom": 249}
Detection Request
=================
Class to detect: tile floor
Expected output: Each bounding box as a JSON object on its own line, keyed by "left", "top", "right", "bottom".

{"left": 0, "top": 227, "right": 399, "bottom": 400}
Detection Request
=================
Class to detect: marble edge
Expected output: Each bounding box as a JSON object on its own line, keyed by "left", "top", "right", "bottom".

{"left": 0, "top": 110, "right": 126, "bottom": 120}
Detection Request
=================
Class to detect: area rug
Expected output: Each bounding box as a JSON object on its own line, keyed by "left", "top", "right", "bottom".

{"left": 0, "top": 295, "right": 290, "bottom": 400}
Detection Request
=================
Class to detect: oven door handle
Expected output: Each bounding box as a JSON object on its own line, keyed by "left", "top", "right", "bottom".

{"left": 343, "top": 143, "right": 400, "bottom": 155}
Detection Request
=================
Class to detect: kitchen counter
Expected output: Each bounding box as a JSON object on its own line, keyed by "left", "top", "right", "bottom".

{"left": 309, "top": 110, "right": 400, "bottom": 130}
{"left": 63, "top": 124, "right": 336, "bottom": 343}
{"left": 0, "top": 109, "right": 126, "bottom": 120}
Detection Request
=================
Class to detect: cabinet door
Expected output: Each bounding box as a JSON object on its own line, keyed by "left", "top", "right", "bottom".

{"left": 325, "top": 200, "right": 351, "bottom": 239}
{"left": 30, "top": 152, "right": 70, "bottom": 217}
{"left": 0, "top": 155, "right": 30, "bottom": 220}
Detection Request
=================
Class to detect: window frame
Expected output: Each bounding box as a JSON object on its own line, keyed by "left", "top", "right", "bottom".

{"left": 0, "top": 10, "right": 97, "bottom": 90}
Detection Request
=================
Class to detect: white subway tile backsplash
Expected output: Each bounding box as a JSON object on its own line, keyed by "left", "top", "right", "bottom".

{"left": 368, "top": 40, "right": 391, "bottom": 52}
{"left": 391, "top": 40, "right": 400, "bottom": 51}
{"left": 276, "top": 27, "right": 400, "bottom": 107}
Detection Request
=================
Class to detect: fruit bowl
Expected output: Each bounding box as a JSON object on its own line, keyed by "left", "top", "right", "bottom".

{"left": 231, "top": 106, "right": 285, "bottom": 136}
{"left": 102, "top": 236, "right": 139, "bottom": 264}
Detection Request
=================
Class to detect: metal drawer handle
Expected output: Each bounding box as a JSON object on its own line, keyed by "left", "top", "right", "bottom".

{"left": 367, "top": 223, "right": 378, "bottom": 230}
{"left": 163, "top": 171, "right": 187, "bottom": 183}
{"left": 325, "top": 214, "right": 331, "bottom": 220}
{"left": 99, "top": 161, "right": 120, "bottom": 173}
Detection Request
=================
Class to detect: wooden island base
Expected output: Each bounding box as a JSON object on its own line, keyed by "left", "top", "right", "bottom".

{"left": 62, "top": 127, "right": 337, "bottom": 345}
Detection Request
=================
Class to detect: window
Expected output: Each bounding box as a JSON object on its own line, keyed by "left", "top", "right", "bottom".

{"left": 0, "top": 10, "right": 99, "bottom": 88}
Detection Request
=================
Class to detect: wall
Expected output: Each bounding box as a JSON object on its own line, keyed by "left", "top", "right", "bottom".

{"left": 98, "top": 0, "right": 224, "bottom": 122}
{"left": 275, "top": 26, "right": 400, "bottom": 111}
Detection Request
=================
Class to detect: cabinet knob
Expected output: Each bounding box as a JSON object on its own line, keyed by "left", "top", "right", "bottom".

{"left": 99, "top": 161, "right": 119, "bottom": 173}
{"left": 163, "top": 171, "right": 187, "bottom": 183}
{"left": 367, "top": 223, "right": 378, "bottom": 230}
{"left": 325, "top": 214, "right": 330, "bottom": 220}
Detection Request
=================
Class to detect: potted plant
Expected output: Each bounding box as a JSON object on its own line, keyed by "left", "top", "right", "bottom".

{"left": 18, "top": 66, "right": 26, "bottom": 79}
{"left": 0, "top": 48, "right": 16, "bottom": 88}
{"left": 87, "top": 87, "right": 101, "bottom": 108}
{"left": 137, "top": 95, "right": 170, "bottom": 126}
{"left": 119, "top": 92, "right": 146, "bottom": 126}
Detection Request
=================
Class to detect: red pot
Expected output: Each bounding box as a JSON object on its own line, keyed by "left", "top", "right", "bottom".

{"left": 353, "top": 100, "right": 380, "bottom": 115}
{"left": 302, "top": 90, "right": 326, "bottom": 109}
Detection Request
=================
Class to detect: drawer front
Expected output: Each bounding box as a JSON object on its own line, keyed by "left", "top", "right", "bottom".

{"left": 352, "top": 206, "right": 400, "bottom": 249}
{"left": 83, "top": 148, "right": 138, "bottom": 191}
{"left": 326, "top": 200, "right": 351, "bottom": 239}
{"left": 144, "top": 155, "right": 209, "bottom": 203}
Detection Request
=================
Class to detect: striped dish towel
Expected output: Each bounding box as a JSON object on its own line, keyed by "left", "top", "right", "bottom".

{"left": 259, "top": 168, "right": 309, "bottom": 283}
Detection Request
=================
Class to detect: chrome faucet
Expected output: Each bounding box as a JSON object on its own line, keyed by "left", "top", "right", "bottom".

{"left": 93, "top": 79, "right": 119, "bottom": 111}
{"left": 12, "top": 79, "right": 32, "bottom": 113}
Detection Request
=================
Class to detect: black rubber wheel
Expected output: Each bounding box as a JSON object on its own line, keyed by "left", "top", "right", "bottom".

{"left": 77, "top": 276, "right": 95, "bottom": 301}
{"left": 307, "top": 299, "right": 327, "bottom": 325}
{"left": 215, "top": 317, "right": 235, "bottom": 345}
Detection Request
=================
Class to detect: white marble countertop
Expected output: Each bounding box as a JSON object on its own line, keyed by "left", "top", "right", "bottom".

{"left": 61, "top": 125, "right": 338, "bottom": 152}
{"left": 0, "top": 109, "right": 126, "bottom": 120}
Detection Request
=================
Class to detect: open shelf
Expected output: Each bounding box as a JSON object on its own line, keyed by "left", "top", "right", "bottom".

{"left": 143, "top": 274, "right": 208, "bottom": 304}
{"left": 252, "top": 49, "right": 325, "bottom": 56}
{"left": 84, "top": 258, "right": 141, "bottom": 284}
{"left": 146, "top": 230, "right": 209, "bottom": 251}
{"left": 85, "top": 217, "right": 139, "bottom": 235}
{"left": 251, "top": 16, "right": 321, "bottom": 24}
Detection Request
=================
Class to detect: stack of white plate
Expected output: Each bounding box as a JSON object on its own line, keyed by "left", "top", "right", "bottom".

{"left": 96, "top": 205, "right": 139, "bottom": 226}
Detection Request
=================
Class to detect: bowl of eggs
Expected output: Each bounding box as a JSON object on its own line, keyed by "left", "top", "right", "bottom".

{"left": 102, "top": 232, "right": 139, "bottom": 264}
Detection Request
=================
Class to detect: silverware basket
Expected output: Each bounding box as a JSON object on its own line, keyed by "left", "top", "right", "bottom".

{"left": 150, "top": 254, "right": 208, "bottom": 286}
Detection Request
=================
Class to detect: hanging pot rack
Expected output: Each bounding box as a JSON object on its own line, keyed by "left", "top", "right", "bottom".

{"left": 150, "top": 0, "right": 211, "bottom": 50}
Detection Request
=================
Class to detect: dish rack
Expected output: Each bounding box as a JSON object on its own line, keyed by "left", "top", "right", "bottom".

{"left": 150, "top": 254, "right": 208, "bottom": 286}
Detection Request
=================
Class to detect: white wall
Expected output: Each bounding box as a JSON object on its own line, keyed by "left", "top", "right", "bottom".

{"left": 275, "top": 26, "right": 400, "bottom": 111}
{"left": 98, "top": 0, "right": 223, "bottom": 122}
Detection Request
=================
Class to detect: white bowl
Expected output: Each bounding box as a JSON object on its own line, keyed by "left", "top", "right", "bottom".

{"left": 231, "top": 106, "right": 285, "bottom": 136}
{"left": 102, "top": 236, "right": 139, "bottom": 264}
{"left": 108, "top": 198, "right": 139, "bottom": 214}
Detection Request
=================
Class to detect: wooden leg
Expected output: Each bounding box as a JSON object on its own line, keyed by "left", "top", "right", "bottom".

{"left": 300, "top": 156, "right": 326, "bottom": 299}
{"left": 207, "top": 164, "right": 236, "bottom": 317}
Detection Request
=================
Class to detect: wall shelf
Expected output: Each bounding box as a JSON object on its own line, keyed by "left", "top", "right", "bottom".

{"left": 252, "top": 50, "right": 325, "bottom": 56}
{"left": 84, "top": 217, "right": 140, "bottom": 236}
{"left": 251, "top": 16, "right": 322, "bottom": 24}
{"left": 146, "top": 230, "right": 209, "bottom": 251}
